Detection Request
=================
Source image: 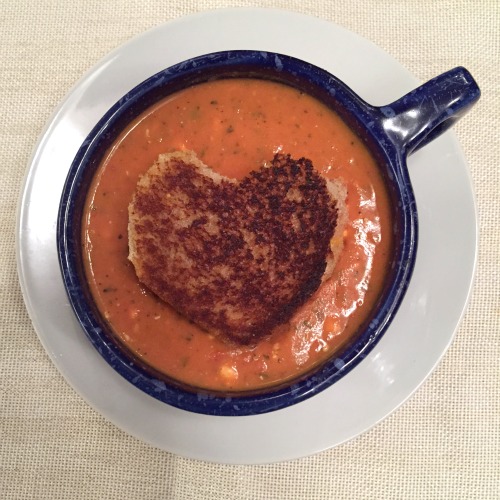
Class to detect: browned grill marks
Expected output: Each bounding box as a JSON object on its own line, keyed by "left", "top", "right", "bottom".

{"left": 128, "top": 151, "right": 344, "bottom": 344}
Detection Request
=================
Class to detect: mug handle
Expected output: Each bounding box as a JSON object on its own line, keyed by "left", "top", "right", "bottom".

{"left": 378, "top": 67, "right": 480, "bottom": 155}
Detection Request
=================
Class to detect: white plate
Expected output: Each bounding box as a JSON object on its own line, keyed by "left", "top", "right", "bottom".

{"left": 16, "top": 8, "right": 477, "bottom": 464}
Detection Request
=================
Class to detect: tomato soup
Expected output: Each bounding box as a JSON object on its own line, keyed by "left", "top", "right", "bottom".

{"left": 83, "top": 78, "right": 393, "bottom": 392}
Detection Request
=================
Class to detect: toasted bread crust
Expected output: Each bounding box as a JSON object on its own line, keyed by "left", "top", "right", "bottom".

{"left": 128, "top": 151, "right": 345, "bottom": 344}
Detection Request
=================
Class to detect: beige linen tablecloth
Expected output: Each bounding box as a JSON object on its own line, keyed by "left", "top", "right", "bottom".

{"left": 1, "top": 1, "right": 498, "bottom": 498}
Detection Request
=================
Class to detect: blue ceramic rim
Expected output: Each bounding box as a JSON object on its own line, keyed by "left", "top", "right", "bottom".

{"left": 57, "top": 50, "right": 417, "bottom": 416}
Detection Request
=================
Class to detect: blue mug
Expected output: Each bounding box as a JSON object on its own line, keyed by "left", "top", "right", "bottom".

{"left": 57, "top": 51, "right": 480, "bottom": 416}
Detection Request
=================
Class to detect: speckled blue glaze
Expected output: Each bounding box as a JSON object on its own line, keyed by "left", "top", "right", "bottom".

{"left": 57, "top": 51, "right": 480, "bottom": 416}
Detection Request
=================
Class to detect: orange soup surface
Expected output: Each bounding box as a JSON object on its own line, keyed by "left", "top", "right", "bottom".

{"left": 83, "top": 78, "right": 393, "bottom": 392}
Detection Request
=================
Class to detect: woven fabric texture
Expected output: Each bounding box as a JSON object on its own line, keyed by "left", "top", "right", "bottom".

{"left": 1, "top": 1, "right": 499, "bottom": 499}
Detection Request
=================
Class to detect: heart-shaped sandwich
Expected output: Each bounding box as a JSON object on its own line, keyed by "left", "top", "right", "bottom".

{"left": 128, "top": 151, "right": 346, "bottom": 344}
